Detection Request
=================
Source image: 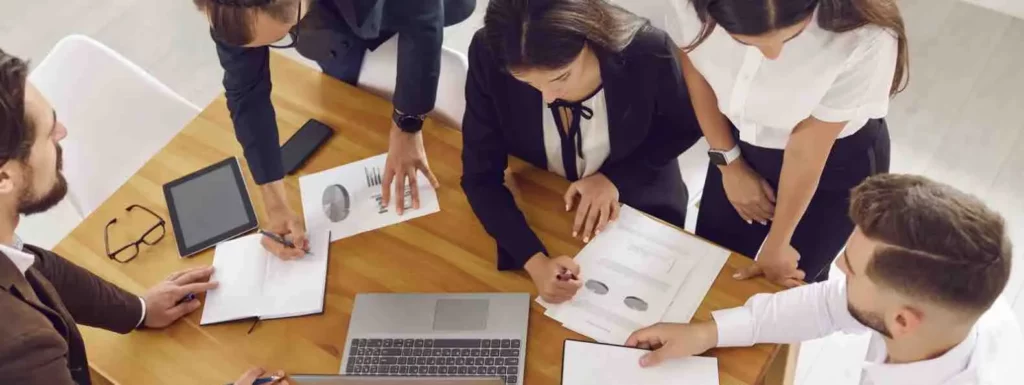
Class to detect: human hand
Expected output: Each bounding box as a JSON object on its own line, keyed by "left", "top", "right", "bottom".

{"left": 382, "top": 123, "right": 440, "bottom": 215}
{"left": 720, "top": 159, "right": 776, "bottom": 225}
{"left": 525, "top": 254, "right": 582, "bottom": 304}
{"left": 233, "top": 368, "right": 290, "bottom": 385}
{"left": 258, "top": 181, "right": 309, "bottom": 260}
{"left": 625, "top": 321, "right": 718, "bottom": 367}
{"left": 564, "top": 173, "right": 620, "bottom": 243}
{"left": 142, "top": 266, "right": 219, "bottom": 329}
{"left": 735, "top": 241, "right": 805, "bottom": 288}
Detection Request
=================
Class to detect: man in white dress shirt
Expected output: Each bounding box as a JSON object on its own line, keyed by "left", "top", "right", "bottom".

{"left": 627, "top": 173, "right": 1023, "bottom": 384}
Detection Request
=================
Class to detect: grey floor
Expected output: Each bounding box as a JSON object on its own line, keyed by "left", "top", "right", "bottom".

{"left": 3, "top": 0, "right": 1023, "bottom": 341}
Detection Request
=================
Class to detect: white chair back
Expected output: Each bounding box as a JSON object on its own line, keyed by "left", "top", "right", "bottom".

{"left": 357, "top": 37, "right": 469, "bottom": 130}
{"left": 16, "top": 35, "right": 198, "bottom": 248}
{"left": 28, "top": 35, "right": 200, "bottom": 216}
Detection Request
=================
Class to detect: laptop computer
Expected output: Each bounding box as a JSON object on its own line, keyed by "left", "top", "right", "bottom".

{"left": 291, "top": 375, "right": 503, "bottom": 385}
{"left": 339, "top": 293, "right": 530, "bottom": 385}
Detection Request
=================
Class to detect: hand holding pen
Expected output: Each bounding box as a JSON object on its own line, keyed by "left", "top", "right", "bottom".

{"left": 525, "top": 254, "right": 582, "bottom": 304}
{"left": 260, "top": 229, "right": 310, "bottom": 258}
{"left": 231, "top": 368, "right": 290, "bottom": 385}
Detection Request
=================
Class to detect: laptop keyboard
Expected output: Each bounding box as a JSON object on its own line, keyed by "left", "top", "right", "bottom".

{"left": 346, "top": 338, "right": 522, "bottom": 384}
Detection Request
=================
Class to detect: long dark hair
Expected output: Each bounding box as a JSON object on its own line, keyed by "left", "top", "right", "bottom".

{"left": 483, "top": 0, "right": 648, "bottom": 72}
{"left": 686, "top": 0, "right": 909, "bottom": 95}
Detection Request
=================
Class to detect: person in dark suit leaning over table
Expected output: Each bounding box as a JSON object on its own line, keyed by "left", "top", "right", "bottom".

{"left": 628, "top": 174, "right": 1024, "bottom": 385}
{"left": 191, "top": 0, "right": 475, "bottom": 261}
{"left": 0, "top": 49, "right": 285, "bottom": 385}
{"left": 462, "top": 0, "right": 702, "bottom": 303}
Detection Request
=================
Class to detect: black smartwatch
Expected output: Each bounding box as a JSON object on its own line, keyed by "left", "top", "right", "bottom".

{"left": 392, "top": 110, "right": 426, "bottom": 133}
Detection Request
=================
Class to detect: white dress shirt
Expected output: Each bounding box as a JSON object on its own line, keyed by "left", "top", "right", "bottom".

{"left": 647, "top": 0, "right": 898, "bottom": 149}
{"left": 1, "top": 239, "right": 147, "bottom": 328}
{"left": 542, "top": 89, "right": 612, "bottom": 179}
{"left": 712, "top": 277, "right": 1024, "bottom": 384}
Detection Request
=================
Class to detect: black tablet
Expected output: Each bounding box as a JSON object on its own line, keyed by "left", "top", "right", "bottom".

{"left": 163, "top": 157, "right": 258, "bottom": 258}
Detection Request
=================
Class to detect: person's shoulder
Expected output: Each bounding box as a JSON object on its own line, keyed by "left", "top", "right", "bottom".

{"left": 468, "top": 28, "right": 499, "bottom": 64}
{"left": 970, "top": 300, "right": 1024, "bottom": 383}
{"left": 620, "top": 24, "right": 676, "bottom": 60}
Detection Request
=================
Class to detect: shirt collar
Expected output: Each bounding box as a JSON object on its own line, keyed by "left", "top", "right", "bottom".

{"left": 0, "top": 236, "right": 35, "bottom": 276}
{"left": 861, "top": 328, "right": 978, "bottom": 385}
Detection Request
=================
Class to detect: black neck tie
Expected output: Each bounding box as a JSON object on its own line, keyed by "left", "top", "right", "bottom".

{"left": 548, "top": 99, "right": 594, "bottom": 181}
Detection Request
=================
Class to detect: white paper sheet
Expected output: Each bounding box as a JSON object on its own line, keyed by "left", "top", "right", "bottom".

{"left": 201, "top": 234, "right": 269, "bottom": 325}
{"left": 539, "top": 205, "right": 731, "bottom": 344}
{"left": 261, "top": 229, "right": 331, "bottom": 319}
{"left": 200, "top": 229, "right": 331, "bottom": 325}
{"left": 299, "top": 153, "right": 440, "bottom": 242}
{"left": 562, "top": 340, "right": 719, "bottom": 385}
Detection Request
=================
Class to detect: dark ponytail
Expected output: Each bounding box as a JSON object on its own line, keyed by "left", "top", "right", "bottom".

{"left": 483, "top": 0, "right": 648, "bottom": 72}
{"left": 193, "top": 0, "right": 297, "bottom": 46}
{"left": 685, "top": 0, "right": 909, "bottom": 95}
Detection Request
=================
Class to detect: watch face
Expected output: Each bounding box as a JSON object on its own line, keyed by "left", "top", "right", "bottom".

{"left": 709, "top": 151, "right": 728, "bottom": 166}
{"left": 394, "top": 113, "right": 424, "bottom": 132}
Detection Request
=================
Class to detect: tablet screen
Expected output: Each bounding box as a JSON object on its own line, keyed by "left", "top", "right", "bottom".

{"left": 165, "top": 158, "right": 257, "bottom": 257}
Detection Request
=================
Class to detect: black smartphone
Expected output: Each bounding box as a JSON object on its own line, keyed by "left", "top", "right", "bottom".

{"left": 281, "top": 119, "right": 335, "bottom": 175}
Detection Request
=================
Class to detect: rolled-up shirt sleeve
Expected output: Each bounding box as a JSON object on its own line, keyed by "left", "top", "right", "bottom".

{"left": 712, "top": 276, "right": 869, "bottom": 347}
{"left": 213, "top": 32, "right": 284, "bottom": 185}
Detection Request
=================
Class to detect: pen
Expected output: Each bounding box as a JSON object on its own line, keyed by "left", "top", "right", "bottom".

{"left": 223, "top": 376, "right": 281, "bottom": 385}
{"left": 259, "top": 230, "right": 297, "bottom": 248}
{"left": 556, "top": 267, "right": 578, "bottom": 281}
{"left": 259, "top": 229, "right": 310, "bottom": 255}
{"left": 175, "top": 292, "right": 196, "bottom": 306}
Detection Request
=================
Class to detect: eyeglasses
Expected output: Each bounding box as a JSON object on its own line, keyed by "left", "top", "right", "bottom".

{"left": 104, "top": 204, "right": 167, "bottom": 263}
{"left": 269, "top": 0, "right": 302, "bottom": 49}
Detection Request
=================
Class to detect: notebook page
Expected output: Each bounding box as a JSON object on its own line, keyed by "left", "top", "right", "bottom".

{"left": 259, "top": 229, "right": 331, "bottom": 320}
{"left": 562, "top": 340, "right": 719, "bottom": 385}
{"left": 200, "top": 234, "right": 268, "bottom": 325}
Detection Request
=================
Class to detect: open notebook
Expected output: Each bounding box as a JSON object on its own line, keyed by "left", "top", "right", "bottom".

{"left": 200, "top": 229, "right": 331, "bottom": 325}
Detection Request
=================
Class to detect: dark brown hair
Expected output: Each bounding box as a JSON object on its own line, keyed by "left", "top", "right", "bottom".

{"left": 483, "top": 0, "right": 648, "bottom": 72}
{"left": 193, "top": 0, "right": 298, "bottom": 46}
{"left": 0, "top": 48, "right": 34, "bottom": 167}
{"left": 849, "top": 174, "right": 1012, "bottom": 316}
{"left": 685, "top": 0, "right": 909, "bottom": 95}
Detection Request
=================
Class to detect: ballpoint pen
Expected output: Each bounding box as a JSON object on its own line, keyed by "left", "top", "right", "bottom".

{"left": 259, "top": 229, "right": 310, "bottom": 255}
{"left": 223, "top": 375, "right": 281, "bottom": 385}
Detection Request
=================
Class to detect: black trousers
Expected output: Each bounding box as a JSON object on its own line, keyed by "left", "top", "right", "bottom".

{"left": 695, "top": 119, "right": 890, "bottom": 282}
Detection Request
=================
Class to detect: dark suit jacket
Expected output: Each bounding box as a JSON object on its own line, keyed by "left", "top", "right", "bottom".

{"left": 212, "top": 0, "right": 473, "bottom": 185}
{"left": 0, "top": 245, "right": 142, "bottom": 385}
{"left": 461, "top": 26, "right": 702, "bottom": 270}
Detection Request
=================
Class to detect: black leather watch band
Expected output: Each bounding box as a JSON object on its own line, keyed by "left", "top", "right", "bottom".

{"left": 393, "top": 110, "right": 425, "bottom": 133}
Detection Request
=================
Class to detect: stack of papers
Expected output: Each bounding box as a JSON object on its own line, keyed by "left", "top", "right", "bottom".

{"left": 539, "top": 205, "right": 730, "bottom": 344}
{"left": 200, "top": 229, "right": 331, "bottom": 325}
{"left": 299, "top": 153, "right": 440, "bottom": 242}
{"left": 562, "top": 340, "right": 719, "bottom": 385}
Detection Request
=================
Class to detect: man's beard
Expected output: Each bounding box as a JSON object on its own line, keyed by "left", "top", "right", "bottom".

{"left": 18, "top": 146, "right": 68, "bottom": 216}
{"left": 849, "top": 302, "right": 894, "bottom": 339}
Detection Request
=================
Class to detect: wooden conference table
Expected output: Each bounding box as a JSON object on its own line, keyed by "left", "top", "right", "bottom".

{"left": 54, "top": 53, "right": 781, "bottom": 385}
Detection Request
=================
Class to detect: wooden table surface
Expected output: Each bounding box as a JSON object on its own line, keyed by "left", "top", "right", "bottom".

{"left": 55, "top": 53, "right": 781, "bottom": 385}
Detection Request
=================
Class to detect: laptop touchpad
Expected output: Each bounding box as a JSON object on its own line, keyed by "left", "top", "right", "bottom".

{"left": 433, "top": 299, "right": 489, "bottom": 331}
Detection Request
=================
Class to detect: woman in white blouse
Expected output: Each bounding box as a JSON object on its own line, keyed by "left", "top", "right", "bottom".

{"left": 667, "top": 0, "right": 908, "bottom": 286}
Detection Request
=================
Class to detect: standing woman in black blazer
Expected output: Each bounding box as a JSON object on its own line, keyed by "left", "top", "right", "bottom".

{"left": 462, "top": 0, "right": 702, "bottom": 303}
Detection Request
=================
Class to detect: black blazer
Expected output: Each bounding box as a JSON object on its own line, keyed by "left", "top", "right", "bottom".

{"left": 461, "top": 26, "right": 702, "bottom": 270}
{"left": 212, "top": 0, "right": 474, "bottom": 185}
